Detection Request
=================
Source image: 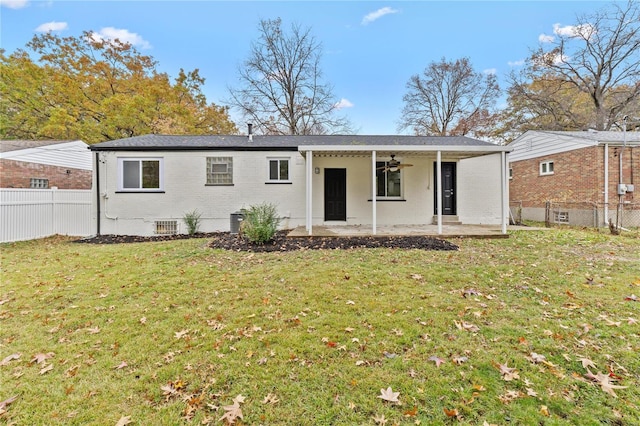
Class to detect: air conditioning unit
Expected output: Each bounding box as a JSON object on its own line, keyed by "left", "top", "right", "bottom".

{"left": 626, "top": 184, "right": 635, "bottom": 193}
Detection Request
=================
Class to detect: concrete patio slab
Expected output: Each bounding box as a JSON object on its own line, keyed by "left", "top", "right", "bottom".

{"left": 287, "top": 224, "right": 548, "bottom": 239}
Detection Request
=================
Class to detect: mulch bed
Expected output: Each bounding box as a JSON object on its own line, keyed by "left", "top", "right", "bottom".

{"left": 75, "top": 231, "right": 459, "bottom": 252}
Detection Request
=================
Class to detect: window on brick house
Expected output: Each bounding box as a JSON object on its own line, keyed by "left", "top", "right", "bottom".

{"left": 30, "top": 178, "right": 49, "bottom": 188}
{"left": 539, "top": 161, "right": 554, "bottom": 176}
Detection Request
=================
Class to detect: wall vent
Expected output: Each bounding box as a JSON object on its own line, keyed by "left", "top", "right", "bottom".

{"left": 553, "top": 211, "right": 569, "bottom": 224}
{"left": 155, "top": 220, "right": 177, "bottom": 235}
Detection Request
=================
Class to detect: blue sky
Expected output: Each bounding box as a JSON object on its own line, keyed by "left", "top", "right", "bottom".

{"left": 1, "top": 0, "right": 613, "bottom": 134}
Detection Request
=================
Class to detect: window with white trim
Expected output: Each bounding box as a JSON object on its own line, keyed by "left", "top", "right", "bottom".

{"left": 376, "top": 161, "right": 402, "bottom": 198}
{"left": 509, "top": 167, "right": 513, "bottom": 179}
{"left": 118, "top": 158, "right": 163, "bottom": 191}
{"left": 540, "top": 160, "right": 554, "bottom": 176}
{"left": 268, "top": 158, "right": 290, "bottom": 182}
{"left": 206, "top": 157, "right": 233, "bottom": 185}
{"left": 30, "top": 178, "right": 49, "bottom": 189}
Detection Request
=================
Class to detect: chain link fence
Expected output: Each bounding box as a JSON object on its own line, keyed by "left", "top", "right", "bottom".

{"left": 510, "top": 200, "right": 640, "bottom": 229}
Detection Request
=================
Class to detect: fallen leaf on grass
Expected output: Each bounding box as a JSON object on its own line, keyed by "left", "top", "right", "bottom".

{"left": 377, "top": 387, "right": 400, "bottom": 403}
{"left": 87, "top": 326, "right": 101, "bottom": 334}
{"left": 403, "top": 406, "right": 418, "bottom": 417}
{"left": 624, "top": 294, "right": 638, "bottom": 302}
{"left": 454, "top": 320, "right": 479, "bottom": 333}
{"left": 40, "top": 363, "right": 53, "bottom": 375}
{"left": 0, "top": 353, "right": 21, "bottom": 366}
{"left": 31, "top": 352, "right": 54, "bottom": 364}
{"left": 114, "top": 361, "right": 128, "bottom": 370}
{"left": 219, "top": 395, "right": 245, "bottom": 424}
{"left": 262, "top": 393, "right": 279, "bottom": 404}
{"left": 443, "top": 407, "right": 460, "bottom": 418}
{"left": 373, "top": 414, "right": 388, "bottom": 425}
{"left": 579, "top": 357, "right": 596, "bottom": 369}
{"left": 174, "top": 329, "right": 189, "bottom": 339}
{"left": 584, "top": 370, "right": 628, "bottom": 397}
{"left": 115, "top": 415, "right": 132, "bottom": 426}
{"left": 0, "top": 395, "right": 18, "bottom": 411}
{"left": 540, "top": 405, "right": 550, "bottom": 416}
{"left": 494, "top": 362, "right": 519, "bottom": 381}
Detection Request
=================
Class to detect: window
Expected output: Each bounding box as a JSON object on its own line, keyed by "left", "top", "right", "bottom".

{"left": 207, "top": 157, "right": 233, "bottom": 185}
{"left": 376, "top": 161, "right": 402, "bottom": 198}
{"left": 540, "top": 161, "right": 554, "bottom": 176}
{"left": 118, "top": 158, "right": 163, "bottom": 191}
{"left": 268, "top": 158, "right": 290, "bottom": 182}
{"left": 509, "top": 167, "right": 513, "bottom": 180}
{"left": 30, "top": 178, "right": 49, "bottom": 189}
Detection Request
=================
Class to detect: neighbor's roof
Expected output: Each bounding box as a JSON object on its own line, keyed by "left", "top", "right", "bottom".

{"left": 0, "top": 140, "right": 78, "bottom": 153}
{"left": 89, "top": 134, "right": 505, "bottom": 151}
{"left": 536, "top": 130, "right": 640, "bottom": 143}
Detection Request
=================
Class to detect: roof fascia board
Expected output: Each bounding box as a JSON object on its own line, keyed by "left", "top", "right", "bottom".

{"left": 298, "top": 145, "right": 512, "bottom": 153}
{"left": 89, "top": 146, "right": 299, "bottom": 152}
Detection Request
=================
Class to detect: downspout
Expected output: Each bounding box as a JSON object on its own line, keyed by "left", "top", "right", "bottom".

{"left": 95, "top": 151, "right": 101, "bottom": 236}
{"left": 603, "top": 143, "right": 608, "bottom": 226}
{"left": 501, "top": 151, "right": 507, "bottom": 234}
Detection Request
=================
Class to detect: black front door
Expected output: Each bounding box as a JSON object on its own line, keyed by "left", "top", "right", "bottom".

{"left": 434, "top": 162, "right": 456, "bottom": 215}
{"left": 324, "top": 168, "right": 346, "bottom": 221}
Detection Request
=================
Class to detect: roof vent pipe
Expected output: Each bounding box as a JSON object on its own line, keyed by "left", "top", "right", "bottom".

{"left": 248, "top": 123, "right": 253, "bottom": 142}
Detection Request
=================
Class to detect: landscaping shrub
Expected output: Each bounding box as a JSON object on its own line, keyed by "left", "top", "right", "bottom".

{"left": 183, "top": 209, "right": 202, "bottom": 235}
{"left": 241, "top": 202, "right": 281, "bottom": 244}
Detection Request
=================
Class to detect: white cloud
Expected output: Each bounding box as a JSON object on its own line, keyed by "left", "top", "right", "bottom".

{"left": 0, "top": 0, "right": 28, "bottom": 9}
{"left": 88, "top": 27, "right": 151, "bottom": 49}
{"left": 35, "top": 21, "right": 68, "bottom": 33}
{"left": 538, "top": 33, "right": 554, "bottom": 43}
{"left": 553, "top": 23, "right": 595, "bottom": 39}
{"left": 508, "top": 59, "right": 525, "bottom": 67}
{"left": 483, "top": 68, "right": 497, "bottom": 75}
{"left": 361, "top": 7, "right": 399, "bottom": 25}
{"left": 334, "top": 98, "right": 354, "bottom": 110}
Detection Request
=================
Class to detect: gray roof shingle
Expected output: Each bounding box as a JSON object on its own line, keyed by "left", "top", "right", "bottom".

{"left": 89, "top": 134, "right": 498, "bottom": 151}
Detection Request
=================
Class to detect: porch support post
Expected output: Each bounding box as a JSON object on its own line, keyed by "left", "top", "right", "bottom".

{"left": 603, "top": 143, "right": 609, "bottom": 226}
{"left": 436, "top": 150, "right": 442, "bottom": 235}
{"left": 372, "top": 150, "right": 377, "bottom": 235}
{"left": 306, "top": 150, "right": 313, "bottom": 235}
{"left": 501, "top": 151, "right": 507, "bottom": 235}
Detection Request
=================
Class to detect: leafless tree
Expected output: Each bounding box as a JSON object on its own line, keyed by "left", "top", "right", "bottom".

{"left": 398, "top": 57, "right": 501, "bottom": 137}
{"left": 227, "top": 18, "right": 352, "bottom": 135}
{"left": 513, "top": 1, "right": 640, "bottom": 131}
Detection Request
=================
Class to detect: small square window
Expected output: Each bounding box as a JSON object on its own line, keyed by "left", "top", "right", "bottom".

{"left": 268, "top": 158, "right": 290, "bottom": 182}
{"left": 540, "top": 161, "right": 554, "bottom": 176}
{"left": 30, "top": 178, "right": 49, "bottom": 189}
{"left": 207, "top": 157, "right": 233, "bottom": 185}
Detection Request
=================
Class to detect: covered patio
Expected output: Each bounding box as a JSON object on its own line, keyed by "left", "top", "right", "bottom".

{"left": 298, "top": 142, "right": 512, "bottom": 236}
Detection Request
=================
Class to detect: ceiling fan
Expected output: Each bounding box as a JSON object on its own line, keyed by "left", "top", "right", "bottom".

{"left": 377, "top": 155, "right": 413, "bottom": 172}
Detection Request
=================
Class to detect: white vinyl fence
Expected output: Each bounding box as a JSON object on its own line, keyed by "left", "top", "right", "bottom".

{"left": 0, "top": 189, "right": 94, "bottom": 243}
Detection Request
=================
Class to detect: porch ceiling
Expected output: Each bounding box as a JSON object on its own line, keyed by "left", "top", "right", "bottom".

{"left": 298, "top": 145, "right": 511, "bottom": 160}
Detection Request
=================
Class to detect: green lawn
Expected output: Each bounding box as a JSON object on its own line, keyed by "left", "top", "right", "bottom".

{"left": 1, "top": 228, "right": 639, "bottom": 425}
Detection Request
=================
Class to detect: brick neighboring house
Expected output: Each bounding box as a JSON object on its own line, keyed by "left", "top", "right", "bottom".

{"left": 508, "top": 130, "right": 640, "bottom": 227}
{"left": 0, "top": 140, "right": 92, "bottom": 189}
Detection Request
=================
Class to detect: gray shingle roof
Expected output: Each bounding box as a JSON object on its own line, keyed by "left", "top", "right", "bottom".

{"left": 0, "top": 140, "right": 77, "bottom": 153}
{"left": 538, "top": 130, "right": 640, "bottom": 143}
{"left": 89, "top": 134, "right": 498, "bottom": 151}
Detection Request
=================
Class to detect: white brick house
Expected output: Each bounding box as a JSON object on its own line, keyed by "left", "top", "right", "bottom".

{"left": 89, "top": 134, "right": 511, "bottom": 236}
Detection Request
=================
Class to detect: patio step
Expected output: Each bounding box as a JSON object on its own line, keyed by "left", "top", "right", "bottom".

{"left": 432, "top": 215, "right": 462, "bottom": 225}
